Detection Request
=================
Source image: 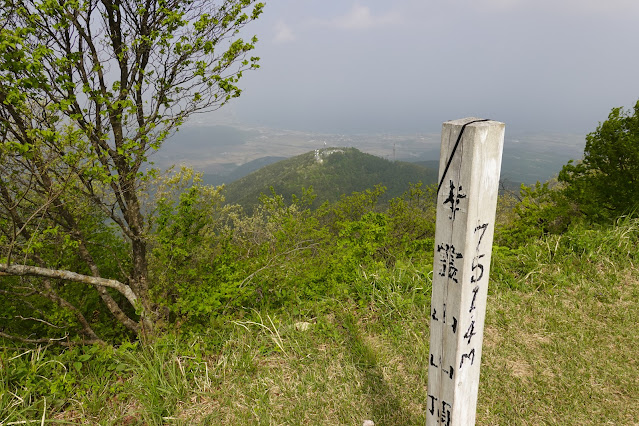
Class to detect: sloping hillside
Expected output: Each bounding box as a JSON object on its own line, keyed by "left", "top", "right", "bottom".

{"left": 222, "top": 147, "right": 438, "bottom": 208}
{"left": 201, "top": 156, "right": 287, "bottom": 187}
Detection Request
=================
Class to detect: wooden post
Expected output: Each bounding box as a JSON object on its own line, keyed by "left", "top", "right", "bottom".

{"left": 426, "top": 118, "right": 505, "bottom": 426}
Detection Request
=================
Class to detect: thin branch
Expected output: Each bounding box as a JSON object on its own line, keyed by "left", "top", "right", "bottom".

{"left": 0, "top": 263, "right": 138, "bottom": 309}
{"left": 0, "top": 315, "right": 66, "bottom": 329}
{"left": 0, "top": 331, "right": 103, "bottom": 347}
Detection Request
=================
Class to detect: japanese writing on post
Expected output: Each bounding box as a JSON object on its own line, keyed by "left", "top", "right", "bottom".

{"left": 442, "top": 179, "right": 466, "bottom": 220}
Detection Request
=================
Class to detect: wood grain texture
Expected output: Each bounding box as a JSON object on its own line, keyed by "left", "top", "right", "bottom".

{"left": 427, "top": 118, "right": 505, "bottom": 426}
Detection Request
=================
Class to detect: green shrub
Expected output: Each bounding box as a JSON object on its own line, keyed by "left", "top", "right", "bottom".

{"left": 496, "top": 181, "right": 580, "bottom": 248}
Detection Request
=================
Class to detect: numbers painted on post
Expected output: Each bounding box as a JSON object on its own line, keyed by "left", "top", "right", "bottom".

{"left": 427, "top": 118, "right": 504, "bottom": 425}
{"left": 458, "top": 223, "right": 490, "bottom": 371}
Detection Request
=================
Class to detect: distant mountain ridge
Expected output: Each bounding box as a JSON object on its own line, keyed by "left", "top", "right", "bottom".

{"left": 159, "top": 124, "right": 585, "bottom": 188}
{"left": 222, "top": 147, "right": 438, "bottom": 209}
{"left": 201, "top": 156, "right": 286, "bottom": 187}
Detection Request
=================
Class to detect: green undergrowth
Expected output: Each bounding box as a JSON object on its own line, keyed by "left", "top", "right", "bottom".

{"left": 2, "top": 219, "right": 639, "bottom": 424}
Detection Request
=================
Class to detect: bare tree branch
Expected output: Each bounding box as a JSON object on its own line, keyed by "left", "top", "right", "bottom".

{"left": 0, "top": 331, "right": 103, "bottom": 347}
{"left": 0, "top": 263, "right": 138, "bottom": 309}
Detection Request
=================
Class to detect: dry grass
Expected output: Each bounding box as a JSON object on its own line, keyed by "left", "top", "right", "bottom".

{"left": 478, "top": 262, "right": 639, "bottom": 425}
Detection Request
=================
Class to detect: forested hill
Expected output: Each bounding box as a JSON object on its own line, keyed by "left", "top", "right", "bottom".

{"left": 222, "top": 147, "right": 438, "bottom": 209}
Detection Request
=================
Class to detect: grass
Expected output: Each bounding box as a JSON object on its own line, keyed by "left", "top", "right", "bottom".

{"left": 1, "top": 220, "right": 639, "bottom": 424}
{"left": 480, "top": 272, "right": 639, "bottom": 424}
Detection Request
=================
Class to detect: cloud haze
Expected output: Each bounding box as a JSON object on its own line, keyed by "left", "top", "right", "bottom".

{"left": 273, "top": 21, "right": 295, "bottom": 43}
{"left": 225, "top": 0, "right": 639, "bottom": 134}
{"left": 331, "top": 5, "right": 401, "bottom": 30}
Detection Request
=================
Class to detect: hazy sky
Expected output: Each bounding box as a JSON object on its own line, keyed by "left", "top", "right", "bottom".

{"left": 224, "top": 0, "right": 639, "bottom": 134}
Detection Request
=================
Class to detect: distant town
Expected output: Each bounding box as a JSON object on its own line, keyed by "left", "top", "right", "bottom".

{"left": 156, "top": 123, "right": 587, "bottom": 185}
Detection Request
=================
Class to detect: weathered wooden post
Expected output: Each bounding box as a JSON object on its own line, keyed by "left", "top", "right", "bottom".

{"left": 427, "top": 118, "right": 505, "bottom": 425}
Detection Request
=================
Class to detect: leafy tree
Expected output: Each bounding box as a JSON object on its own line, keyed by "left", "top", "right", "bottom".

{"left": 559, "top": 100, "right": 639, "bottom": 221}
{"left": 495, "top": 181, "right": 579, "bottom": 248}
{"left": 0, "top": 0, "right": 263, "bottom": 344}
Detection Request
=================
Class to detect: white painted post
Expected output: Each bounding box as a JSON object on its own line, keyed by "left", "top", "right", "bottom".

{"left": 426, "top": 118, "right": 505, "bottom": 426}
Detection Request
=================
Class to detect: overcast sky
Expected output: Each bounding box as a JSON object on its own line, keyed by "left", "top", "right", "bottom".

{"left": 224, "top": 0, "right": 639, "bottom": 134}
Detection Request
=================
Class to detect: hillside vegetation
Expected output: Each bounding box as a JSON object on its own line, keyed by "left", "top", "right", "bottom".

{"left": 3, "top": 132, "right": 639, "bottom": 422}
{"left": 222, "top": 147, "right": 438, "bottom": 209}
{"left": 2, "top": 214, "right": 638, "bottom": 424}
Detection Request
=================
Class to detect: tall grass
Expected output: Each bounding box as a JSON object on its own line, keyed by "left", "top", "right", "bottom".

{"left": 0, "top": 347, "right": 59, "bottom": 424}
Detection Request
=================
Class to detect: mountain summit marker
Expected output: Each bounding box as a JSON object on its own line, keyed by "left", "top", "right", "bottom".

{"left": 427, "top": 118, "right": 505, "bottom": 425}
